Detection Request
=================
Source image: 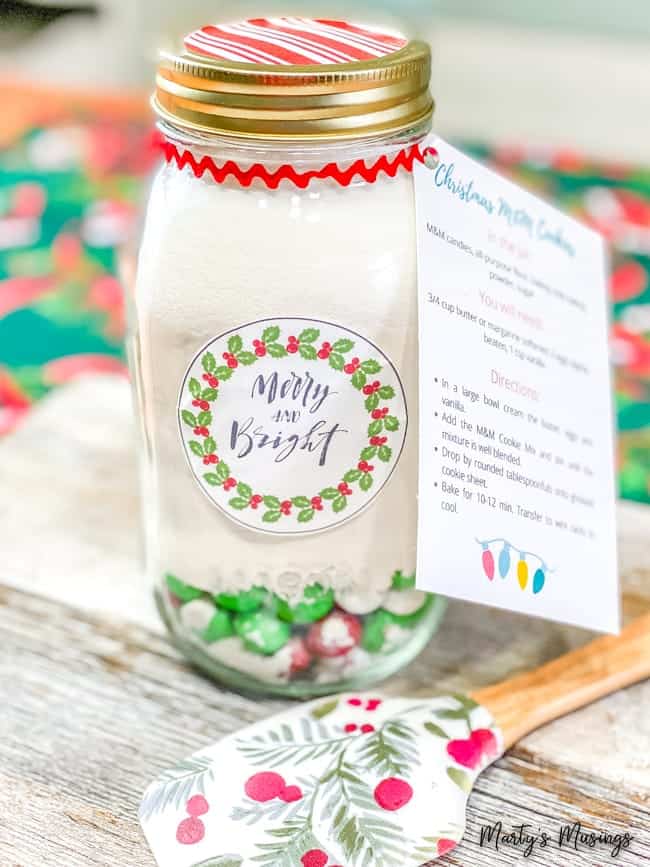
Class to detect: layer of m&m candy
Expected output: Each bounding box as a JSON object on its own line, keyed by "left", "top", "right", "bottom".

{"left": 165, "top": 570, "right": 433, "bottom": 685}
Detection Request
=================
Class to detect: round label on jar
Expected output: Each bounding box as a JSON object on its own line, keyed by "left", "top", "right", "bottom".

{"left": 178, "top": 317, "right": 408, "bottom": 535}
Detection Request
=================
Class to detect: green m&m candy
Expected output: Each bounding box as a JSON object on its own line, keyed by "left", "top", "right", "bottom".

{"left": 180, "top": 599, "right": 235, "bottom": 643}
{"left": 361, "top": 597, "right": 433, "bottom": 653}
{"left": 202, "top": 609, "right": 235, "bottom": 643}
{"left": 215, "top": 586, "right": 268, "bottom": 613}
{"left": 361, "top": 609, "right": 394, "bottom": 653}
{"left": 390, "top": 570, "right": 416, "bottom": 591}
{"left": 276, "top": 583, "right": 335, "bottom": 624}
{"left": 166, "top": 573, "right": 203, "bottom": 603}
{"left": 234, "top": 610, "right": 291, "bottom": 656}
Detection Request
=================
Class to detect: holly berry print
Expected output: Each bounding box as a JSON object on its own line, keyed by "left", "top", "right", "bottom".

{"left": 178, "top": 318, "right": 407, "bottom": 535}
{"left": 177, "top": 796, "right": 211, "bottom": 845}
{"left": 140, "top": 692, "right": 502, "bottom": 867}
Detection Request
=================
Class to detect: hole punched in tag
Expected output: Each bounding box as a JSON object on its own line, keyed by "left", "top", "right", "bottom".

{"left": 423, "top": 146, "right": 440, "bottom": 170}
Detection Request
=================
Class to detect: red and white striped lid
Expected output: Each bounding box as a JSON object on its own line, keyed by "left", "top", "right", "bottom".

{"left": 155, "top": 19, "right": 431, "bottom": 140}
{"left": 184, "top": 17, "right": 408, "bottom": 66}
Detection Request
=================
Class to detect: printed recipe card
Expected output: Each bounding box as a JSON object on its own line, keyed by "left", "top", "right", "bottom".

{"left": 414, "top": 138, "right": 618, "bottom": 632}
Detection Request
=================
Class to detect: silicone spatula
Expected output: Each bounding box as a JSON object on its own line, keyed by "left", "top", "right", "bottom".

{"left": 140, "top": 613, "right": 650, "bottom": 867}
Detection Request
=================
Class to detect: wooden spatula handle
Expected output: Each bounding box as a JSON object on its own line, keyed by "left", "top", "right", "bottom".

{"left": 471, "top": 613, "right": 650, "bottom": 749}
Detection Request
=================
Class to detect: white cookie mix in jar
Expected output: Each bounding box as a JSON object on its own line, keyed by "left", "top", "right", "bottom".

{"left": 128, "top": 17, "right": 446, "bottom": 696}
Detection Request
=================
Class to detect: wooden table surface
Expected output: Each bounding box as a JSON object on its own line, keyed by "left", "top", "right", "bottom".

{"left": 1, "top": 375, "right": 649, "bottom": 866}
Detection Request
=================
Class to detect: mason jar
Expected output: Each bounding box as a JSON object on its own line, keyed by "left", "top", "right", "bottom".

{"left": 128, "top": 17, "right": 446, "bottom": 696}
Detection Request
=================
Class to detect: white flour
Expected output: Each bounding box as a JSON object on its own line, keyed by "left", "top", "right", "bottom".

{"left": 132, "top": 140, "right": 421, "bottom": 598}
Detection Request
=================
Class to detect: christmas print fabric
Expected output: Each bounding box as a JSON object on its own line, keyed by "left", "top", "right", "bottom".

{"left": 140, "top": 692, "right": 502, "bottom": 867}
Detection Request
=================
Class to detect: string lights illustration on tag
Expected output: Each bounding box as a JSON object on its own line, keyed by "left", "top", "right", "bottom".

{"left": 476, "top": 537, "right": 549, "bottom": 594}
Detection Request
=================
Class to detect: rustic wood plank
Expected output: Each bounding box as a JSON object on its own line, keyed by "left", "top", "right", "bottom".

{"left": 0, "top": 376, "right": 157, "bottom": 630}
{"left": 1, "top": 586, "right": 648, "bottom": 866}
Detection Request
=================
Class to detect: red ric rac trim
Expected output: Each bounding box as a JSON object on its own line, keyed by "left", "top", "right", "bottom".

{"left": 160, "top": 140, "right": 437, "bottom": 190}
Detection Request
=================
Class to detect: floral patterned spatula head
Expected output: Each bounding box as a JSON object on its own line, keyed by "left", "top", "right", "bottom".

{"left": 140, "top": 614, "right": 650, "bottom": 867}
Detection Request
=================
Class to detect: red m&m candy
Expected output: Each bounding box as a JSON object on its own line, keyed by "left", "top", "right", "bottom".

{"left": 306, "top": 611, "right": 362, "bottom": 658}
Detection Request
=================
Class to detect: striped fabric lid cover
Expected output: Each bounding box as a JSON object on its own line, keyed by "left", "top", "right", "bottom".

{"left": 184, "top": 17, "right": 408, "bottom": 66}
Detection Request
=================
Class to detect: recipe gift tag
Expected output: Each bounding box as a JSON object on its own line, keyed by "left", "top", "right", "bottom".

{"left": 414, "top": 137, "right": 619, "bottom": 632}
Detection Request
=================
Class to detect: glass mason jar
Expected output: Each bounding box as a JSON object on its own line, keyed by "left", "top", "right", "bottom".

{"left": 128, "top": 18, "right": 446, "bottom": 696}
